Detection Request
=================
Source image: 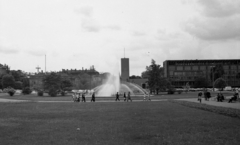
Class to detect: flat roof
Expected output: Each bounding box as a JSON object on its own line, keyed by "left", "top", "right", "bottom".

{"left": 164, "top": 59, "right": 240, "bottom": 62}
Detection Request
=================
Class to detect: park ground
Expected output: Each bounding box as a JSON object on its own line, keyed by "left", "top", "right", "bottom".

{"left": 0, "top": 91, "right": 240, "bottom": 145}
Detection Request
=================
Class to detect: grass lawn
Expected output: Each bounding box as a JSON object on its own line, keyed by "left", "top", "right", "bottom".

{"left": 0, "top": 101, "right": 240, "bottom": 145}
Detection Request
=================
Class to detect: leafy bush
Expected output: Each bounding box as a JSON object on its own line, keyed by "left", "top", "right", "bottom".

{"left": 48, "top": 88, "right": 58, "bottom": 97}
{"left": 22, "top": 87, "right": 32, "bottom": 95}
{"left": 5, "top": 87, "right": 16, "bottom": 96}
{"left": 167, "top": 86, "right": 176, "bottom": 94}
{"left": 14, "top": 81, "right": 23, "bottom": 90}
{"left": 178, "top": 90, "right": 182, "bottom": 94}
{"left": 61, "top": 91, "right": 65, "bottom": 96}
{"left": 37, "top": 90, "right": 44, "bottom": 96}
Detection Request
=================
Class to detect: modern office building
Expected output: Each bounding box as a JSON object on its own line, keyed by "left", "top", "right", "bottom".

{"left": 163, "top": 59, "right": 240, "bottom": 88}
{"left": 121, "top": 58, "right": 129, "bottom": 81}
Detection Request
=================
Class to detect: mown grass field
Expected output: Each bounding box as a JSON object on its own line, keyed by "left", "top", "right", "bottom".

{"left": 0, "top": 101, "right": 240, "bottom": 145}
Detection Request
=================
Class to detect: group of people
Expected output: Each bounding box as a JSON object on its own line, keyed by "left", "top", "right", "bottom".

{"left": 73, "top": 91, "right": 151, "bottom": 102}
{"left": 115, "top": 92, "right": 132, "bottom": 102}
{"left": 197, "top": 89, "right": 239, "bottom": 103}
{"left": 228, "top": 92, "right": 239, "bottom": 103}
{"left": 72, "top": 92, "right": 95, "bottom": 102}
{"left": 198, "top": 91, "right": 212, "bottom": 103}
{"left": 217, "top": 93, "right": 224, "bottom": 102}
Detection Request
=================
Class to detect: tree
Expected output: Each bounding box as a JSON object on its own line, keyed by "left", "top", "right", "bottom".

{"left": 144, "top": 59, "right": 166, "bottom": 94}
{"left": 14, "top": 81, "right": 23, "bottom": 89}
{"left": 210, "top": 64, "right": 225, "bottom": 82}
{"left": 60, "top": 79, "right": 72, "bottom": 96}
{"left": 129, "top": 75, "right": 142, "bottom": 79}
{"left": 22, "top": 78, "right": 30, "bottom": 88}
{"left": 214, "top": 78, "right": 227, "bottom": 91}
{"left": 78, "top": 73, "right": 91, "bottom": 89}
{"left": 2, "top": 74, "right": 15, "bottom": 88}
{"left": 194, "top": 77, "right": 209, "bottom": 88}
{"left": 10, "top": 70, "right": 25, "bottom": 82}
{"left": 42, "top": 72, "right": 61, "bottom": 97}
{"left": 141, "top": 71, "right": 149, "bottom": 79}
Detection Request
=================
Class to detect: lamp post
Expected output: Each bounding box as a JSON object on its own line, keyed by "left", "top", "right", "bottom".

{"left": 210, "top": 66, "right": 215, "bottom": 91}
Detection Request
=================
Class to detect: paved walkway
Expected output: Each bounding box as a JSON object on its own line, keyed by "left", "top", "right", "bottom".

{"left": 0, "top": 98, "right": 167, "bottom": 103}
{"left": 1, "top": 97, "right": 239, "bottom": 110}
{"left": 178, "top": 98, "right": 240, "bottom": 110}
{"left": 0, "top": 98, "right": 29, "bottom": 103}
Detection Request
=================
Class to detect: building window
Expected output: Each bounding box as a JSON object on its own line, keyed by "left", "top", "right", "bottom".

{"left": 200, "top": 66, "right": 206, "bottom": 70}
{"left": 231, "top": 65, "right": 237, "bottom": 69}
{"left": 192, "top": 66, "right": 198, "bottom": 70}
{"left": 185, "top": 66, "right": 191, "bottom": 70}
{"left": 169, "top": 66, "right": 175, "bottom": 70}
{"left": 176, "top": 66, "right": 183, "bottom": 71}
{"left": 223, "top": 65, "right": 229, "bottom": 70}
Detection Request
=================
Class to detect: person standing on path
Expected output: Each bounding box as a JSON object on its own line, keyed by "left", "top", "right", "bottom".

{"left": 147, "top": 92, "right": 151, "bottom": 101}
{"left": 91, "top": 92, "right": 95, "bottom": 102}
{"left": 198, "top": 91, "right": 202, "bottom": 103}
{"left": 123, "top": 92, "right": 127, "bottom": 101}
{"left": 143, "top": 93, "right": 146, "bottom": 101}
{"left": 82, "top": 93, "right": 86, "bottom": 102}
{"left": 115, "top": 92, "right": 120, "bottom": 101}
{"left": 127, "top": 92, "right": 132, "bottom": 102}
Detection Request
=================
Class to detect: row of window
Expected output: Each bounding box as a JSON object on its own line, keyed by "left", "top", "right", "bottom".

{"left": 172, "top": 71, "right": 203, "bottom": 76}
{"left": 168, "top": 65, "right": 240, "bottom": 71}
{"left": 167, "top": 60, "right": 240, "bottom": 66}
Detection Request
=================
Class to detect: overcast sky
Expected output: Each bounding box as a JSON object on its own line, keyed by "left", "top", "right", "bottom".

{"left": 0, "top": 0, "right": 240, "bottom": 76}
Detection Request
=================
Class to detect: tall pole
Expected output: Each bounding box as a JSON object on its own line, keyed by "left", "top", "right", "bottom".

{"left": 212, "top": 67, "right": 214, "bottom": 91}
{"left": 45, "top": 54, "right": 46, "bottom": 73}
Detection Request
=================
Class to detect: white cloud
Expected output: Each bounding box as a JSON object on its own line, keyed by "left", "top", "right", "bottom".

{"left": 183, "top": 0, "right": 240, "bottom": 41}
{"left": 198, "top": 0, "right": 240, "bottom": 18}
{"left": 0, "top": 46, "right": 19, "bottom": 54}
{"left": 81, "top": 18, "right": 101, "bottom": 32}
{"left": 74, "top": 6, "right": 93, "bottom": 17}
{"left": 132, "top": 31, "right": 146, "bottom": 37}
{"left": 183, "top": 16, "right": 240, "bottom": 41}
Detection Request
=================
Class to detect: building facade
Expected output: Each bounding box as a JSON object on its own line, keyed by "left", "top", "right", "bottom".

{"left": 121, "top": 58, "right": 129, "bottom": 81}
{"left": 163, "top": 59, "right": 240, "bottom": 88}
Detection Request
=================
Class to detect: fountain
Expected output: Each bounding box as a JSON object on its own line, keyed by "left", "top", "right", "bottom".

{"left": 92, "top": 73, "right": 148, "bottom": 97}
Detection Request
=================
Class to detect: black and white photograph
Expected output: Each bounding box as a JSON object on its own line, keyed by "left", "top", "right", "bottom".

{"left": 0, "top": 0, "right": 240, "bottom": 144}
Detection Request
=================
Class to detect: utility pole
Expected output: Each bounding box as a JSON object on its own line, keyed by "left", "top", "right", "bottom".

{"left": 211, "top": 66, "right": 215, "bottom": 91}
{"left": 45, "top": 54, "right": 46, "bottom": 73}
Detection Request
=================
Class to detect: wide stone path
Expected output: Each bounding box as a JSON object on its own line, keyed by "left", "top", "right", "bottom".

{"left": 1, "top": 97, "right": 239, "bottom": 110}
{"left": 0, "top": 98, "right": 166, "bottom": 103}
{"left": 0, "top": 98, "right": 29, "bottom": 103}
{"left": 178, "top": 97, "right": 240, "bottom": 110}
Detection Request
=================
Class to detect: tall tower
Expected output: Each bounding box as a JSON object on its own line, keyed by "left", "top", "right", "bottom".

{"left": 121, "top": 58, "right": 129, "bottom": 81}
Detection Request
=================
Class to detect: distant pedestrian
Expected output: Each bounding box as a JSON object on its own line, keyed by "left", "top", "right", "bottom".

{"left": 82, "top": 93, "right": 86, "bottom": 102}
{"left": 115, "top": 92, "right": 120, "bottom": 101}
{"left": 123, "top": 92, "right": 127, "bottom": 101}
{"left": 91, "top": 92, "right": 95, "bottom": 102}
{"left": 127, "top": 92, "right": 132, "bottom": 102}
{"left": 198, "top": 91, "right": 202, "bottom": 103}
{"left": 147, "top": 93, "right": 151, "bottom": 101}
{"left": 143, "top": 93, "right": 146, "bottom": 101}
